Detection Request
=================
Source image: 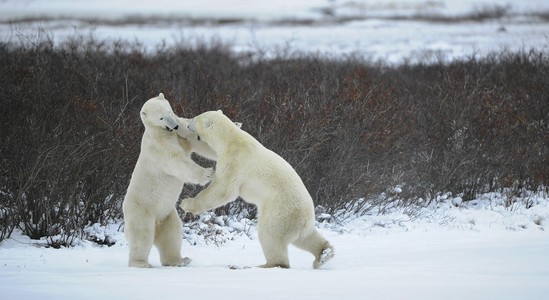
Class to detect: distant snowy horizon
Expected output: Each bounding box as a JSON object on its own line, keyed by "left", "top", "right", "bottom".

{"left": 1, "top": 0, "right": 549, "bottom": 63}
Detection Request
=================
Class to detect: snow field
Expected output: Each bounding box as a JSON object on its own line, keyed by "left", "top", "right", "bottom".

{"left": 1, "top": 194, "right": 548, "bottom": 300}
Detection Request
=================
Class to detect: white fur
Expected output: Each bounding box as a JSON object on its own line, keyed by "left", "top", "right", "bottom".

{"left": 180, "top": 110, "right": 334, "bottom": 269}
{"left": 122, "top": 93, "right": 213, "bottom": 268}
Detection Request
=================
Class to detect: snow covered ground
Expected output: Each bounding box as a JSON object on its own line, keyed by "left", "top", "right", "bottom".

{"left": 1, "top": 192, "right": 549, "bottom": 300}
{"left": 1, "top": 0, "right": 549, "bottom": 63}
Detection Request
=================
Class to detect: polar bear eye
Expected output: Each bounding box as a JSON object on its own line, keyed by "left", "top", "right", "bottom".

{"left": 160, "top": 117, "right": 164, "bottom": 120}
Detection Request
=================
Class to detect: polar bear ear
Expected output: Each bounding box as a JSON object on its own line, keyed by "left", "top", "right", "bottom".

{"left": 158, "top": 93, "right": 165, "bottom": 100}
{"left": 216, "top": 110, "right": 223, "bottom": 115}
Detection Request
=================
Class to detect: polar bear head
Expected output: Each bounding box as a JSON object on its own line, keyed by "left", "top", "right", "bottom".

{"left": 140, "top": 93, "right": 179, "bottom": 132}
{"left": 187, "top": 110, "right": 240, "bottom": 149}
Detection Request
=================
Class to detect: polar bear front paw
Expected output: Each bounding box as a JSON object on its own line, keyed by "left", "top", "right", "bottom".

{"left": 180, "top": 197, "right": 200, "bottom": 215}
{"left": 202, "top": 167, "right": 215, "bottom": 185}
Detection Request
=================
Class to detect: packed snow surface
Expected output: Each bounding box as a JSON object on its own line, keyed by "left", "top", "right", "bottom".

{"left": 1, "top": 0, "right": 549, "bottom": 63}
{"left": 1, "top": 192, "right": 549, "bottom": 300}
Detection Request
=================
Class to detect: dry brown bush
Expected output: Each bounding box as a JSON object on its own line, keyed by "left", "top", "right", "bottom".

{"left": 1, "top": 36, "right": 547, "bottom": 243}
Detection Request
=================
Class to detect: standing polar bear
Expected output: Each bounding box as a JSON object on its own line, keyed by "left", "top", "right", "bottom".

{"left": 123, "top": 93, "right": 214, "bottom": 268}
{"left": 180, "top": 110, "right": 335, "bottom": 269}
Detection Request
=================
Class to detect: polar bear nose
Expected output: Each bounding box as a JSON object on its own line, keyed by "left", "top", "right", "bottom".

{"left": 164, "top": 115, "right": 179, "bottom": 131}
{"left": 165, "top": 125, "right": 179, "bottom": 131}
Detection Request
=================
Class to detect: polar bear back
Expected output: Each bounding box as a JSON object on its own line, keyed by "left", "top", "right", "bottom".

{"left": 192, "top": 111, "right": 315, "bottom": 218}
{"left": 239, "top": 147, "right": 313, "bottom": 208}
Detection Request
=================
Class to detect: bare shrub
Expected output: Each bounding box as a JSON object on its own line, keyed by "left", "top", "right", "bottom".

{"left": 0, "top": 37, "right": 140, "bottom": 244}
{"left": 392, "top": 49, "right": 549, "bottom": 201}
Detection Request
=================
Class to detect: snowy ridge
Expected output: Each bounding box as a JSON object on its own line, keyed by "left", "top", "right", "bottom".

{"left": 7, "top": 189, "right": 547, "bottom": 249}
{"left": 182, "top": 213, "right": 256, "bottom": 246}
{"left": 322, "top": 190, "right": 548, "bottom": 235}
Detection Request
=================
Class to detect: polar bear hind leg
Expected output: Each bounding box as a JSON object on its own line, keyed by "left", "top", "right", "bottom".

{"left": 257, "top": 226, "right": 291, "bottom": 268}
{"left": 257, "top": 244, "right": 290, "bottom": 269}
{"left": 292, "top": 230, "right": 335, "bottom": 269}
{"left": 154, "top": 209, "right": 191, "bottom": 267}
{"left": 125, "top": 215, "right": 155, "bottom": 268}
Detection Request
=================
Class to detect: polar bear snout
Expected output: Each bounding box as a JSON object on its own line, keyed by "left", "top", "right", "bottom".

{"left": 163, "top": 115, "right": 180, "bottom": 131}
{"left": 165, "top": 124, "right": 179, "bottom": 131}
{"left": 186, "top": 121, "right": 201, "bottom": 140}
{"left": 187, "top": 119, "right": 197, "bottom": 133}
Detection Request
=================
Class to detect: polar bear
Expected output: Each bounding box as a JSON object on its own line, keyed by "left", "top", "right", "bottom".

{"left": 122, "top": 93, "right": 213, "bottom": 268}
{"left": 180, "top": 110, "right": 335, "bottom": 269}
